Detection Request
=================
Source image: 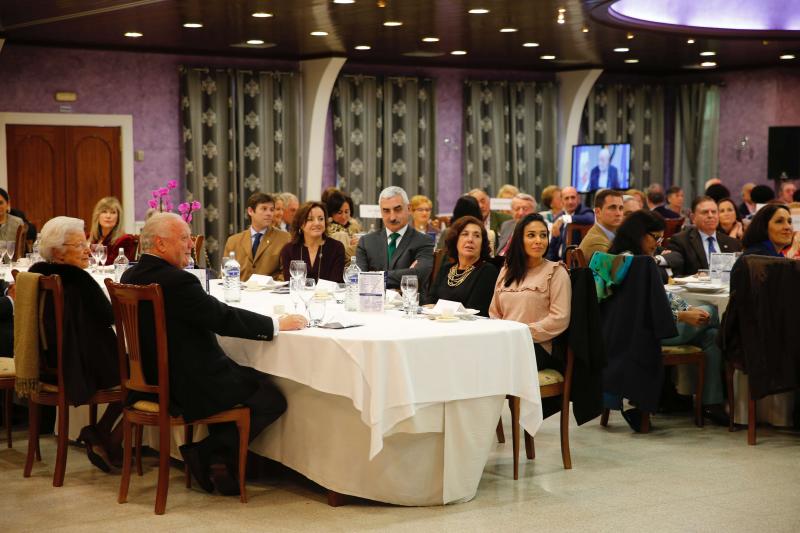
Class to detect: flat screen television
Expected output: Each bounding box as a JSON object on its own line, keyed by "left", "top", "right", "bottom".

{"left": 571, "top": 143, "right": 631, "bottom": 193}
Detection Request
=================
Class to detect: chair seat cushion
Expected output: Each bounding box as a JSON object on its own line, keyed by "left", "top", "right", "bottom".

{"left": 132, "top": 400, "right": 159, "bottom": 413}
{"left": 538, "top": 368, "right": 565, "bottom": 386}
{"left": 0, "top": 357, "right": 14, "bottom": 377}
{"left": 662, "top": 344, "right": 703, "bottom": 355}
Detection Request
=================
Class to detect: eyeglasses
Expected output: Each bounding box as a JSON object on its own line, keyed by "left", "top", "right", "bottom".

{"left": 648, "top": 233, "right": 664, "bottom": 245}
{"left": 414, "top": 207, "right": 432, "bottom": 212}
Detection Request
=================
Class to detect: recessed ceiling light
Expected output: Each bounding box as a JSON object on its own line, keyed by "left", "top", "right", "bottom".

{"left": 451, "top": 50, "right": 467, "bottom": 55}
{"left": 422, "top": 37, "right": 440, "bottom": 42}
{"left": 701, "top": 61, "right": 717, "bottom": 67}
{"left": 310, "top": 31, "right": 329, "bottom": 36}
{"left": 183, "top": 23, "right": 203, "bottom": 28}
{"left": 468, "top": 8, "right": 489, "bottom": 14}
{"left": 700, "top": 51, "right": 716, "bottom": 56}
{"left": 625, "top": 59, "right": 639, "bottom": 64}
{"left": 687, "top": 38, "right": 696, "bottom": 44}
{"left": 558, "top": 8, "right": 566, "bottom": 14}
{"left": 500, "top": 28, "right": 518, "bottom": 33}
{"left": 614, "top": 47, "right": 630, "bottom": 52}
{"left": 355, "top": 45, "right": 371, "bottom": 50}
{"left": 333, "top": 0, "right": 355, "bottom": 3}
{"left": 383, "top": 21, "right": 403, "bottom": 26}
{"left": 581, "top": 26, "right": 589, "bottom": 33}
{"left": 251, "top": 12, "right": 273, "bottom": 18}
{"left": 124, "top": 32, "right": 143, "bottom": 38}
{"left": 780, "top": 54, "right": 796, "bottom": 59}
{"left": 627, "top": 32, "right": 635, "bottom": 39}
{"left": 247, "top": 39, "right": 265, "bottom": 45}
{"left": 523, "top": 42, "right": 540, "bottom": 48}
{"left": 541, "top": 55, "right": 556, "bottom": 60}
{"left": 557, "top": 19, "right": 566, "bottom": 25}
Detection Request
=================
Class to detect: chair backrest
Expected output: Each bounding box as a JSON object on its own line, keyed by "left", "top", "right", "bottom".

{"left": 565, "top": 246, "right": 588, "bottom": 269}
{"left": 191, "top": 235, "right": 204, "bottom": 265}
{"left": 14, "top": 223, "right": 27, "bottom": 260}
{"left": 564, "top": 223, "right": 593, "bottom": 247}
{"left": 130, "top": 234, "right": 141, "bottom": 260}
{"left": 663, "top": 217, "right": 685, "bottom": 240}
{"left": 105, "top": 280, "right": 170, "bottom": 415}
{"left": 429, "top": 247, "right": 448, "bottom": 288}
{"left": 36, "top": 275, "right": 68, "bottom": 403}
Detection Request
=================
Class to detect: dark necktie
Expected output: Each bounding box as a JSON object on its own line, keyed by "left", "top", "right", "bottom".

{"left": 707, "top": 236, "right": 717, "bottom": 257}
{"left": 387, "top": 232, "right": 400, "bottom": 263}
{"left": 252, "top": 232, "right": 263, "bottom": 259}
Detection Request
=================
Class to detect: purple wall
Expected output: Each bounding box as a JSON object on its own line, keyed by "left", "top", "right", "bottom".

{"left": 0, "top": 44, "right": 296, "bottom": 219}
{"left": 717, "top": 67, "right": 800, "bottom": 198}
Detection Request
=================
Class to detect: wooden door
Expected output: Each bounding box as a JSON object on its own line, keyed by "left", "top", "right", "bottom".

{"left": 6, "top": 124, "right": 122, "bottom": 231}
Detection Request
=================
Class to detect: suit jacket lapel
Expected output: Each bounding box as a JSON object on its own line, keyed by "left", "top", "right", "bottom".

{"left": 253, "top": 228, "right": 272, "bottom": 263}
{"left": 375, "top": 231, "right": 389, "bottom": 270}
{"left": 690, "top": 230, "right": 709, "bottom": 269}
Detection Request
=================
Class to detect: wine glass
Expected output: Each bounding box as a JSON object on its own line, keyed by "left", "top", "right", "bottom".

{"left": 299, "top": 278, "right": 316, "bottom": 324}
{"left": 289, "top": 278, "right": 303, "bottom": 313}
{"left": 401, "top": 275, "right": 418, "bottom": 318}
{"left": 0, "top": 242, "right": 7, "bottom": 275}
{"left": 96, "top": 244, "right": 107, "bottom": 271}
{"left": 289, "top": 260, "right": 307, "bottom": 281}
{"left": 5, "top": 241, "right": 15, "bottom": 266}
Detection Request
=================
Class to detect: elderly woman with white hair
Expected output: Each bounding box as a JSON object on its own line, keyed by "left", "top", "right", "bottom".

{"left": 30, "top": 216, "right": 123, "bottom": 472}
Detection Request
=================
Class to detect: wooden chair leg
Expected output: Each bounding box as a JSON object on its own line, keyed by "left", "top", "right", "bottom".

{"left": 236, "top": 414, "right": 250, "bottom": 504}
{"left": 695, "top": 357, "right": 705, "bottom": 428}
{"left": 747, "top": 395, "right": 757, "bottom": 446}
{"left": 495, "top": 418, "right": 505, "bottom": 444}
{"left": 53, "top": 404, "right": 69, "bottom": 487}
{"left": 509, "top": 396, "right": 520, "bottom": 480}
{"left": 154, "top": 424, "right": 171, "bottom": 515}
{"left": 4, "top": 388, "right": 11, "bottom": 448}
{"left": 560, "top": 397, "right": 572, "bottom": 470}
{"left": 184, "top": 425, "right": 193, "bottom": 488}
{"left": 327, "top": 490, "right": 348, "bottom": 507}
{"left": 600, "top": 408, "right": 610, "bottom": 427}
{"left": 89, "top": 404, "right": 98, "bottom": 427}
{"left": 118, "top": 416, "right": 133, "bottom": 504}
{"left": 725, "top": 363, "right": 735, "bottom": 432}
{"left": 135, "top": 424, "right": 144, "bottom": 476}
{"left": 640, "top": 412, "right": 650, "bottom": 434}
{"left": 24, "top": 402, "right": 40, "bottom": 477}
{"left": 524, "top": 430, "right": 534, "bottom": 460}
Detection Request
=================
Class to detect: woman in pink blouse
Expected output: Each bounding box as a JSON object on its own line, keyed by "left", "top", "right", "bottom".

{"left": 489, "top": 213, "right": 571, "bottom": 367}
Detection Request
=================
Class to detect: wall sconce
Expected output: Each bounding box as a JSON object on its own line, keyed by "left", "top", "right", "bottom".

{"left": 735, "top": 135, "right": 754, "bottom": 161}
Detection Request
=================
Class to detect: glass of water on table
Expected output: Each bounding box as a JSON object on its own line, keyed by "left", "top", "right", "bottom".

{"left": 401, "top": 275, "right": 418, "bottom": 318}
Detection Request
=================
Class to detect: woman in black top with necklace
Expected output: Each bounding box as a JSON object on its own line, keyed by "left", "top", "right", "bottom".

{"left": 280, "top": 201, "right": 346, "bottom": 283}
{"left": 425, "top": 215, "right": 499, "bottom": 316}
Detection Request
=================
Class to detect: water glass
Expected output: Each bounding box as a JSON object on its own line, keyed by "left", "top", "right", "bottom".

{"left": 300, "top": 278, "right": 316, "bottom": 322}
{"left": 308, "top": 298, "right": 326, "bottom": 327}
{"left": 289, "top": 260, "right": 307, "bottom": 281}
{"left": 400, "top": 275, "right": 418, "bottom": 314}
{"left": 404, "top": 293, "right": 419, "bottom": 319}
{"left": 289, "top": 278, "right": 303, "bottom": 312}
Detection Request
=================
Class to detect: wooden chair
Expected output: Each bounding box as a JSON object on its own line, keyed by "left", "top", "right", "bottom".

{"left": 14, "top": 223, "right": 28, "bottom": 260}
{"left": 105, "top": 279, "right": 250, "bottom": 515}
{"left": 0, "top": 357, "right": 15, "bottom": 448}
{"left": 725, "top": 361, "right": 757, "bottom": 445}
{"left": 565, "top": 246, "right": 588, "bottom": 269}
{"left": 663, "top": 217, "right": 685, "bottom": 240}
{"left": 191, "top": 234, "right": 205, "bottom": 266}
{"left": 600, "top": 345, "right": 705, "bottom": 431}
{"left": 428, "top": 248, "right": 448, "bottom": 289}
{"left": 564, "top": 223, "right": 593, "bottom": 248}
{"left": 22, "top": 275, "right": 122, "bottom": 487}
{"left": 130, "top": 234, "right": 141, "bottom": 260}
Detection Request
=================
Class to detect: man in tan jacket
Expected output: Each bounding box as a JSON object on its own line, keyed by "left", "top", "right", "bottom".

{"left": 578, "top": 189, "right": 624, "bottom": 261}
{"left": 223, "top": 192, "right": 290, "bottom": 281}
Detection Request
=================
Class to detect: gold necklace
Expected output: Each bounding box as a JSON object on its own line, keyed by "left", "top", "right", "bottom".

{"left": 447, "top": 263, "right": 475, "bottom": 287}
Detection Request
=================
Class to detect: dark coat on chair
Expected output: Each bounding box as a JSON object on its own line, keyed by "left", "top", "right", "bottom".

{"left": 599, "top": 256, "right": 678, "bottom": 414}
{"left": 0, "top": 281, "right": 13, "bottom": 356}
{"left": 121, "top": 254, "right": 276, "bottom": 423}
{"left": 28, "top": 262, "right": 119, "bottom": 405}
{"left": 663, "top": 227, "right": 742, "bottom": 276}
{"left": 356, "top": 225, "right": 434, "bottom": 295}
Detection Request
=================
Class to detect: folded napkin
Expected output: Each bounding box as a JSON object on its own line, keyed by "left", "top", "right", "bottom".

{"left": 316, "top": 279, "right": 339, "bottom": 293}
{"left": 13, "top": 272, "right": 42, "bottom": 398}
{"left": 385, "top": 289, "right": 401, "bottom": 302}
{"left": 247, "top": 274, "right": 273, "bottom": 287}
{"left": 432, "top": 299, "right": 466, "bottom": 315}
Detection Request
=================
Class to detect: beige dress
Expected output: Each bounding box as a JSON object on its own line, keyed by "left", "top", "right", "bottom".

{"left": 0, "top": 213, "right": 23, "bottom": 242}
{"left": 489, "top": 260, "right": 571, "bottom": 354}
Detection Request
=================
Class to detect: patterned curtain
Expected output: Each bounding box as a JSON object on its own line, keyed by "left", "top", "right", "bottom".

{"left": 180, "top": 67, "right": 236, "bottom": 269}
{"left": 580, "top": 84, "right": 665, "bottom": 189}
{"left": 463, "top": 80, "right": 557, "bottom": 198}
{"left": 237, "top": 71, "right": 301, "bottom": 199}
{"left": 180, "top": 67, "right": 300, "bottom": 269}
{"left": 673, "top": 84, "right": 720, "bottom": 199}
{"left": 331, "top": 75, "right": 436, "bottom": 210}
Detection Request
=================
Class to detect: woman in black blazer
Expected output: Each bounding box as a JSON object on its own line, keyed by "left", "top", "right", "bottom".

{"left": 280, "top": 201, "right": 346, "bottom": 283}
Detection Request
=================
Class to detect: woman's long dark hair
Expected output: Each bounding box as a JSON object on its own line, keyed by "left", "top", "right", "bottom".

{"left": 503, "top": 213, "right": 548, "bottom": 287}
{"left": 608, "top": 210, "right": 665, "bottom": 255}
{"left": 450, "top": 195, "right": 482, "bottom": 225}
{"left": 742, "top": 203, "right": 790, "bottom": 249}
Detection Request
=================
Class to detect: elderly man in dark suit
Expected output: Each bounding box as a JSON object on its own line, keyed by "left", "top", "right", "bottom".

{"left": 356, "top": 186, "right": 433, "bottom": 296}
{"left": 588, "top": 148, "right": 621, "bottom": 191}
{"left": 661, "top": 196, "right": 742, "bottom": 276}
{"left": 121, "top": 212, "right": 306, "bottom": 495}
{"left": 497, "top": 193, "right": 537, "bottom": 256}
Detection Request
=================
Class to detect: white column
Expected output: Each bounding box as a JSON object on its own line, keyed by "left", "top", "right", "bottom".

{"left": 300, "top": 56, "right": 346, "bottom": 201}
{"left": 556, "top": 69, "right": 603, "bottom": 187}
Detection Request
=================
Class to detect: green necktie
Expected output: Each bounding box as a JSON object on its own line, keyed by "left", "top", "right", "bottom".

{"left": 387, "top": 232, "right": 400, "bottom": 263}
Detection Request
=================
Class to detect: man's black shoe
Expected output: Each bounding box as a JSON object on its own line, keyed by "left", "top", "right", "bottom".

{"left": 210, "top": 463, "right": 241, "bottom": 496}
{"left": 179, "top": 443, "right": 214, "bottom": 493}
{"left": 703, "top": 405, "right": 730, "bottom": 427}
{"left": 621, "top": 408, "right": 643, "bottom": 433}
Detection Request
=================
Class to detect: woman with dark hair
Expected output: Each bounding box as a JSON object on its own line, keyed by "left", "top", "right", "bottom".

{"left": 489, "top": 213, "right": 571, "bottom": 364}
{"left": 739, "top": 203, "right": 796, "bottom": 257}
{"left": 325, "top": 191, "right": 361, "bottom": 259}
{"left": 717, "top": 198, "right": 744, "bottom": 240}
{"left": 436, "top": 195, "right": 484, "bottom": 251}
{"left": 424, "top": 216, "right": 498, "bottom": 316}
{"left": 608, "top": 209, "right": 666, "bottom": 256}
{"left": 279, "top": 201, "right": 345, "bottom": 282}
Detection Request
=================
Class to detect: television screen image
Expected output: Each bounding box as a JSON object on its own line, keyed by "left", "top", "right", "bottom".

{"left": 571, "top": 143, "right": 631, "bottom": 193}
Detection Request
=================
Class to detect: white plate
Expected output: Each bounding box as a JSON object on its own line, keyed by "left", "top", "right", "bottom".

{"left": 422, "top": 308, "right": 480, "bottom": 317}
{"left": 684, "top": 283, "right": 726, "bottom": 293}
{"left": 434, "top": 316, "right": 460, "bottom": 322}
{"left": 243, "top": 286, "right": 267, "bottom": 292}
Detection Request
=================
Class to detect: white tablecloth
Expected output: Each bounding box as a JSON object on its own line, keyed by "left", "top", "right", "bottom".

{"left": 212, "top": 285, "right": 542, "bottom": 504}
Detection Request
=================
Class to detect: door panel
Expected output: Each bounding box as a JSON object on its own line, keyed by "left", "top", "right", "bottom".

{"left": 65, "top": 126, "right": 121, "bottom": 225}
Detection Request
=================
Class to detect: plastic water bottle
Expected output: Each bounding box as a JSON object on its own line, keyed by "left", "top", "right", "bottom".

{"left": 343, "top": 256, "right": 361, "bottom": 311}
{"left": 113, "top": 248, "right": 129, "bottom": 282}
{"left": 223, "top": 251, "right": 241, "bottom": 302}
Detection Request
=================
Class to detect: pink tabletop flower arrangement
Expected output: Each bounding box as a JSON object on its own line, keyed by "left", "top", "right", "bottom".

{"left": 147, "top": 180, "right": 202, "bottom": 222}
